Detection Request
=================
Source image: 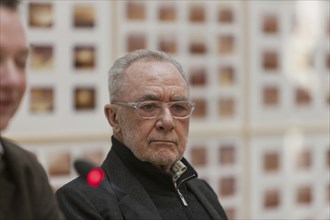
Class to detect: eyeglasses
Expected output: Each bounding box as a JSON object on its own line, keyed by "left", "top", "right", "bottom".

{"left": 112, "top": 100, "right": 195, "bottom": 119}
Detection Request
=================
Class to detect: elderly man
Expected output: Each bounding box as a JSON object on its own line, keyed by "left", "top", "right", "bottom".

{"left": 57, "top": 49, "right": 228, "bottom": 220}
{"left": 0, "top": 0, "right": 63, "bottom": 219}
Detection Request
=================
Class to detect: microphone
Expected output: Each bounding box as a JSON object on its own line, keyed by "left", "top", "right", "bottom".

{"left": 74, "top": 159, "right": 104, "bottom": 187}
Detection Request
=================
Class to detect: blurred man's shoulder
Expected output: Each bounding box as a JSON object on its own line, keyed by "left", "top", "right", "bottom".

{"left": 1, "top": 137, "right": 39, "bottom": 166}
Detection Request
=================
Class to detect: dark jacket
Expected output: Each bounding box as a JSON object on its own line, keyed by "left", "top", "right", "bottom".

{"left": 56, "top": 137, "right": 227, "bottom": 220}
{"left": 0, "top": 137, "right": 63, "bottom": 220}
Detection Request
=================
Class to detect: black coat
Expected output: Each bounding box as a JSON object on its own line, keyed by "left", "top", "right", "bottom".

{"left": 56, "top": 138, "right": 227, "bottom": 220}
{"left": 0, "top": 137, "right": 63, "bottom": 220}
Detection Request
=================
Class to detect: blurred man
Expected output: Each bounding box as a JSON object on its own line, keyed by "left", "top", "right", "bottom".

{"left": 57, "top": 49, "right": 228, "bottom": 220}
{"left": 0, "top": 0, "right": 63, "bottom": 219}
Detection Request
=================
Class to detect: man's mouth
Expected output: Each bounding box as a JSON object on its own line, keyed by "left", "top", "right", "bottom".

{"left": 149, "top": 139, "right": 178, "bottom": 145}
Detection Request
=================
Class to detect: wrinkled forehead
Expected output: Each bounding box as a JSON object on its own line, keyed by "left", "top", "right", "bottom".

{"left": 118, "top": 60, "right": 189, "bottom": 100}
{"left": 123, "top": 59, "right": 187, "bottom": 85}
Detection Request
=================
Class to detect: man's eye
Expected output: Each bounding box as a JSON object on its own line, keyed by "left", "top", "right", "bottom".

{"left": 139, "top": 103, "right": 158, "bottom": 112}
{"left": 172, "top": 104, "right": 188, "bottom": 111}
{"left": 16, "top": 58, "right": 27, "bottom": 70}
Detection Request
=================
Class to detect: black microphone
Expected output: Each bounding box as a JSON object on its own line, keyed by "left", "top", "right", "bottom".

{"left": 74, "top": 159, "right": 104, "bottom": 187}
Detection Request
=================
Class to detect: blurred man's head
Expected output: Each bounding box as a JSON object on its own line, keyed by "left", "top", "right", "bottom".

{"left": 0, "top": 0, "right": 20, "bottom": 9}
{"left": 0, "top": 0, "right": 29, "bottom": 131}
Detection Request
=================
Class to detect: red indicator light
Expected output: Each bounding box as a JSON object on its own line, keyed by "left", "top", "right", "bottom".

{"left": 86, "top": 168, "right": 104, "bottom": 187}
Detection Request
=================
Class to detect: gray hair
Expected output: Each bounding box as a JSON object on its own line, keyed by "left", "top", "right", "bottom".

{"left": 107, "top": 49, "right": 189, "bottom": 101}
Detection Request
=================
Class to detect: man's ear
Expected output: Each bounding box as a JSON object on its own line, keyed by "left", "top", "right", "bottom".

{"left": 104, "top": 104, "right": 120, "bottom": 132}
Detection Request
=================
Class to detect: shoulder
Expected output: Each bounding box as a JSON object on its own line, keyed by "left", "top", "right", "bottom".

{"left": 56, "top": 176, "right": 121, "bottom": 219}
{"left": 57, "top": 176, "right": 118, "bottom": 206}
{"left": 1, "top": 137, "right": 38, "bottom": 167}
{"left": 192, "top": 178, "right": 220, "bottom": 198}
{"left": 1, "top": 138, "right": 47, "bottom": 180}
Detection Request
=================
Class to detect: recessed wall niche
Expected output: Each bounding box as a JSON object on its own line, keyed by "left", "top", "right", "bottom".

{"left": 191, "top": 98, "right": 207, "bottom": 118}
{"left": 29, "top": 87, "right": 54, "bottom": 113}
{"left": 28, "top": 3, "right": 53, "bottom": 28}
{"left": 218, "top": 35, "right": 235, "bottom": 54}
{"left": 219, "top": 176, "right": 236, "bottom": 197}
{"left": 189, "top": 67, "right": 207, "bottom": 86}
{"left": 158, "top": 35, "right": 177, "bottom": 54}
{"left": 126, "top": 1, "right": 145, "bottom": 20}
{"left": 218, "top": 66, "right": 235, "bottom": 86}
{"left": 74, "top": 87, "right": 96, "bottom": 111}
{"left": 29, "top": 44, "right": 54, "bottom": 70}
{"left": 219, "top": 144, "right": 236, "bottom": 165}
{"left": 263, "top": 151, "right": 280, "bottom": 172}
{"left": 263, "top": 188, "right": 280, "bottom": 209}
{"left": 262, "top": 14, "right": 278, "bottom": 34}
{"left": 189, "top": 36, "right": 207, "bottom": 54}
{"left": 218, "top": 6, "right": 234, "bottom": 23}
{"left": 262, "top": 50, "right": 279, "bottom": 71}
{"left": 295, "top": 87, "right": 311, "bottom": 106}
{"left": 295, "top": 149, "right": 312, "bottom": 169}
{"left": 158, "top": 4, "right": 176, "bottom": 22}
{"left": 73, "top": 4, "right": 95, "bottom": 28}
{"left": 218, "top": 97, "right": 235, "bottom": 117}
{"left": 47, "top": 151, "right": 71, "bottom": 176}
{"left": 127, "top": 33, "right": 146, "bottom": 52}
{"left": 262, "top": 86, "right": 279, "bottom": 107}
{"left": 296, "top": 185, "right": 312, "bottom": 205}
{"left": 73, "top": 45, "right": 96, "bottom": 69}
{"left": 190, "top": 146, "right": 207, "bottom": 166}
{"left": 189, "top": 4, "right": 205, "bottom": 23}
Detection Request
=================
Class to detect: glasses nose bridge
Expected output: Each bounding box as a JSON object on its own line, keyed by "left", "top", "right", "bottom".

{"left": 158, "top": 102, "right": 174, "bottom": 118}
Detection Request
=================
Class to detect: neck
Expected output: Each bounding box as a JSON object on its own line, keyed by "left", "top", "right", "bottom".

{"left": 154, "top": 164, "right": 171, "bottom": 173}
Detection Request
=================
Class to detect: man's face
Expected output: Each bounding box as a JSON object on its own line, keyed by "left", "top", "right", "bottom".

{"left": 0, "top": 7, "right": 28, "bottom": 131}
{"left": 105, "top": 60, "right": 190, "bottom": 171}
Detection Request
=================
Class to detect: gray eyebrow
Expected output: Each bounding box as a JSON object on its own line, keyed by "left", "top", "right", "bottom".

{"left": 171, "top": 96, "right": 188, "bottom": 102}
{"left": 135, "top": 94, "right": 188, "bottom": 102}
{"left": 135, "top": 94, "right": 160, "bottom": 102}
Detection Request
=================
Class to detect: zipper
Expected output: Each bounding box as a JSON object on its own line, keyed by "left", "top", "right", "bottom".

{"left": 177, "top": 188, "right": 188, "bottom": 206}
{"left": 175, "top": 173, "right": 196, "bottom": 207}
{"left": 177, "top": 173, "right": 196, "bottom": 188}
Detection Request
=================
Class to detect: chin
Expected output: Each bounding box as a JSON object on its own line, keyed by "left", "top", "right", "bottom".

{"left": 150, "top": 152, "right": 179, "bottom": 167}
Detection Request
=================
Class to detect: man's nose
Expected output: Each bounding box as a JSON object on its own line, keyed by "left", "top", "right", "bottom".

{"left": 0, "top": 60, "right": 23, "bottom": 87}
{"left": 155, "top": 107, "right": 175, "bottom": 131}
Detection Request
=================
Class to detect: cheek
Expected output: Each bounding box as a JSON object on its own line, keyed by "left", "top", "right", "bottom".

{"left": 19, "top": 79, "right": 26, "bottom": 96}
{"left": 16, "top": 74, "right": 26, "bottom": 96}
{"left": 120, "top": 114, "right": 154, "bottom": 142}
{"left": 12, "top": 75, "right": 26, "bottom": 106}
{"left": 178, "top": 122, "right": 190, "bottom": 145}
